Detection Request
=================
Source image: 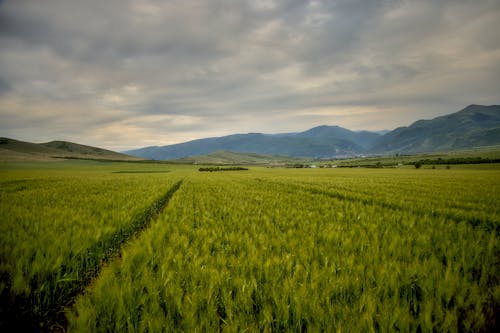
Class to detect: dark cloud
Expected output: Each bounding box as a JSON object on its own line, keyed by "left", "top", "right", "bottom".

{"left": 0, "top": 0, "right": 499, "bottom": 150}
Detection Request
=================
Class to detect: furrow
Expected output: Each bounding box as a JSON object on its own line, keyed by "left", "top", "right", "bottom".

{"left": 1, "top": 180, "right": 183, "bottom": 332}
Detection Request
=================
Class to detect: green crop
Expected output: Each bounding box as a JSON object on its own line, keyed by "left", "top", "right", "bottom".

{"left": 1, "top": 161, "right": 498, "bottom": 331}
{"left": 0, "top": 161, "right": 181, "bottom": 330}
{"left": 67, "top": 167, "right": 499, "bottom": 332}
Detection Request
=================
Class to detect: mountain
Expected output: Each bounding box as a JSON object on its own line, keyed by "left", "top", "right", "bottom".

{"left": 0, "top": 138, "right": 141, "bottom": 162}
{"left": 8, "top": 104, "right": 494, "bottom": 162}
{"left": 125, "top": 126, "right": 381, "bottom": 160}
{"left": 126, "top": 104, "right": 499, "bottom": 160}
{"left": 297, "top": 125, "right": 380, "bottom": 150}
{"left": 371, "top": 104, "right": 500, "bottom": 153}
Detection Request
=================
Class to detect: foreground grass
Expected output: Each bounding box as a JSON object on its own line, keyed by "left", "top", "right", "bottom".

{"left": 0, "top": 161, "right": 181, "bottom": 330}
{"left": 68, "top": 167, "right": 499, "bottom": 332}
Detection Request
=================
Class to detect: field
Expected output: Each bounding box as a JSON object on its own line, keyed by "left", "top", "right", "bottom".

{"left": 0, "top": 161, "right": 499, "bottom": 332}
{"left": 331, "top": 145, "right": 500, "bottom": 168}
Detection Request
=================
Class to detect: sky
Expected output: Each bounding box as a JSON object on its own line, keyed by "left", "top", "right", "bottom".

{"left": 0, "top": 0, "right": 499, "bottom": 151}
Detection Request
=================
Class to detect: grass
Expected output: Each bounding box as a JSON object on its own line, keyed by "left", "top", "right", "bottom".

{"left": 0, "top": 161, "right": 182, "bottom": 330}
{"left": 330, "top": 145, "right": 500, "bottom": 168}
{"left": 69, "top": 165, "right": 499, "bottom": 332}
{"left": 0, "top": 161, "right": 498, "bottom": 331}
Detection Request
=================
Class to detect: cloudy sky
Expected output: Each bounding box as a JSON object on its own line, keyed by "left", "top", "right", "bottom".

{"left": 1, "top": 0, "right": 499, "bottom": 150}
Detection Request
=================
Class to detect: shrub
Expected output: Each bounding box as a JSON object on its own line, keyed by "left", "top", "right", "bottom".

{"left": 199, "top": 167, "right": 248, "bottom": 172}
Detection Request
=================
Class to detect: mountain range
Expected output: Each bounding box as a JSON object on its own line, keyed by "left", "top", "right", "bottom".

{"left": 126, "top": 104, "right": 500, "bottom": 160}
{"left": 1, "top": 105, "right": 498, "bottom": 162}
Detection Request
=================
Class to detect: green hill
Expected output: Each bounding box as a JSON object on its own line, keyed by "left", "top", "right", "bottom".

{"left": 173, "top": 150, "right": 308, "bottom": 165}
{"left": 0, "top": 138, "right": 141, "bottom": 162}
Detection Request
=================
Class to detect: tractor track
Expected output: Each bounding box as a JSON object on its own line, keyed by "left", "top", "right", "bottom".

{"left": 1, "top": 180, "right": 183, "bottom": 333}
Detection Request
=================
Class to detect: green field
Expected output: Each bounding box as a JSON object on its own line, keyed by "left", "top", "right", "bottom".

{"left": 1, "top": 161, "right": 499, "bottom": 332}
{"left": 331, "top": 145, "right": 500, "bottom": 168}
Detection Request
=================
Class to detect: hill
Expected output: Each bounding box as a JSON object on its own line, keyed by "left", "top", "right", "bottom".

{"left": 173, "top": 150, "right": 308, "bottom": 165}
{"left": 126, "top": 104, "right": 500, "bottom": 160}
{"left": 0, "top": 138, "right": 141, "bottom": 162}
{"left": 371, "top": 105, "right": 500, "bottom": 153}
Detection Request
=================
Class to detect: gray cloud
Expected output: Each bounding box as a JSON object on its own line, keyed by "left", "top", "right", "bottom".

{"left": 1, "top": 0, "right": 499, "bottom": 150}
{"left": 0, "top": 77, "right": 11, "bottom": 95}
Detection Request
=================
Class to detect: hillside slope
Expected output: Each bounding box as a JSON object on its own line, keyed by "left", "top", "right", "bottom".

{"left": 0, "top": 138, "right": 141, "bottom": 162}
{"left": 371, "top": 105, "right": 500, "bottom": 153}
{"left": 174, "top": 150, "right": 307, "bottom": 165}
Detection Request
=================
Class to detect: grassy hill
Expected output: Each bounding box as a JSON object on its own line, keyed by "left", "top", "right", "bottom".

{"left": 173, "top": 150, "right": 308, "bottom": 165}
{"left": 0, "top": 138, "right": 141, "bottom": 162}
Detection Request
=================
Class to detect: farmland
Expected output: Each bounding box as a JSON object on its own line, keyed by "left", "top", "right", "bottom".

{"left": 1, "top": 161, "right": 499, "bottom": 331}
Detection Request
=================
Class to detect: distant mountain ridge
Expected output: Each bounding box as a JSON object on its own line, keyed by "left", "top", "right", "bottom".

{"left": 126, "top": 125, "right": 382, "bottom": 160}
{"left": 126, "top": 105, "right": 500, "bottom": 159}
{"left": 0, "top": 138, "right": 140, "bottom": 161}
{"left": 3, "top": 104, "right": 498, "bottom": 162}
{"left": 371, "top": 104, "right": 500, "bottom": 153}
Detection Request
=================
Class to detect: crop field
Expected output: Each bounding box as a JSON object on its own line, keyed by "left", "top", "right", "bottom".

{"left": 1, "top": 161, "right": 499, "bottom": 332}
{"left": 0, "top": 161, "right": 183, "bottom": 330}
